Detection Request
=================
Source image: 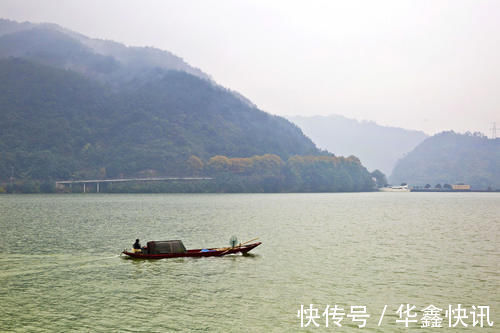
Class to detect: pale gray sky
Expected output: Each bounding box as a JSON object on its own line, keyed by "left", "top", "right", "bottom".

{"left": 1, "top": 0, "right": 499, "bottom": 135}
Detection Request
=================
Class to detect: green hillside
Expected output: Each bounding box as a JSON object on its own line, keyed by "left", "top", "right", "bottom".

{"left": 0, "top": 58, "right": 318, "bottom": 181}
{"left": 0, "top": 19, "right": 377, "bottom": 193}
{"left": 390, "top": 131, "right": 500, "bottom": 190}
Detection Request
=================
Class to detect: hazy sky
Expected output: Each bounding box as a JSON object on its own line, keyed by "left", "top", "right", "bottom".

{"left": 1, "top": 0, "right": 499, "bottom": 135}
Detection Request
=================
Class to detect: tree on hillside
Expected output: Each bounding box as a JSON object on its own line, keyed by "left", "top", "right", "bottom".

{"left": 370, "top": 169, "right": 387, "bottom": 187}
{"left": 186, "top": 155, "right": 203, "bottom": 176}
{"left": 285, "top": 155, "right": 374, "bottom": 192}
{"left": 206, "top": 156, "right": 231, "bottom": 173}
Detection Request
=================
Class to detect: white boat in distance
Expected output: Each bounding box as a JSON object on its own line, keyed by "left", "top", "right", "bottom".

{"left": 379, "top": 185, "right": 410, "bottom": 192}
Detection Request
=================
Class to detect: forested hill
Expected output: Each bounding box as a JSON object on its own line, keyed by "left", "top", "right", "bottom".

{"left": 390, "top": 131, "right": 500, "bottom": 190}
{"left": 0, "top": 57, "right": 318, "bottom": 180}
{"left": 0, "top": 19, "right": 379, "bottom": 193}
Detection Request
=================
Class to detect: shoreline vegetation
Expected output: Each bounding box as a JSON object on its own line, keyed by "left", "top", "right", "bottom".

{"left": 0, "top": 154, "right": 380, "bottom": 194}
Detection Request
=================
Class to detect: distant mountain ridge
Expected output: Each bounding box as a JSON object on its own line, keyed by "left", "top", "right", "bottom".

{"left": 390, "top": 131, "right": 500, "bottom": 189}
{"left": 288, "top": 115, "right": 428, "bottom": 175}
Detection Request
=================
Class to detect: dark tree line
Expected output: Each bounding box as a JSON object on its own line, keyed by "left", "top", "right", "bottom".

{"left": 1, "top": 153, "right": 377, "bottom": 193}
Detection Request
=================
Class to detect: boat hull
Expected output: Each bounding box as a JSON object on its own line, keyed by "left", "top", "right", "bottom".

{"left": 122, "top": 242, "right": 261, "bottom": 259}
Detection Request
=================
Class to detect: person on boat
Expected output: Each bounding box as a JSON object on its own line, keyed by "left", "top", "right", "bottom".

{"left": 133, "top": 239, "right": 141, "bottom": 253}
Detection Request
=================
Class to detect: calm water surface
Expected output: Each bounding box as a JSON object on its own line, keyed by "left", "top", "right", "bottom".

{"left": 0, "top": 193, "right": 498, "bottom": 332}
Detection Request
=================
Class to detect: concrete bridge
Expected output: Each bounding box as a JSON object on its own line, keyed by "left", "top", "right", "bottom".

{"left": 55, "top": 177, "right": 213, "bottom": 192}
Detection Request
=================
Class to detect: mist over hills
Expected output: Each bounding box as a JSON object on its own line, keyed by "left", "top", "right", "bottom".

{"left": 390, "top": 131, "right": 500, "bottom": 190}
{"left": 0, "top": 19, "right": 322, "bottom": 182}
{"left": 288, "top": 115, "right": 428, "bottom": 175}
{"left": 0, "top": 19, "right": 209, "bottom": 80}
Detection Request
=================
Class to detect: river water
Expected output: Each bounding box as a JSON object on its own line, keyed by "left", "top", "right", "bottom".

{"left": 0, "top": 193, "right": 498, "bottom": 332}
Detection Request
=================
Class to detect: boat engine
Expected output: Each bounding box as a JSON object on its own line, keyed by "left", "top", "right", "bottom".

{"left": 229, "top": 235, "right": 238, "bottom": 248}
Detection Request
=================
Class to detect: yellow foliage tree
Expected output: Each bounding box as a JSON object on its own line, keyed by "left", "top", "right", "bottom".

{"left": 229, "top": 158, "right": 253, "bottom": 174}
{"left": 187, "top": 155, "right": 204, "bottom": 175}
{"left": 207, "top": 155, "right": 231, "bottom": 173}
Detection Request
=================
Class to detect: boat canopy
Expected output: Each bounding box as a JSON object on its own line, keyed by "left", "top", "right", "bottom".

{"left": 147, "top": 240, "right": 186, "bottom": 254}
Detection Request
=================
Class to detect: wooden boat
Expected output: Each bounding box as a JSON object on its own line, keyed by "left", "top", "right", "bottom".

{"left": 122, "top": 239, "right": 261, "bottom": 259}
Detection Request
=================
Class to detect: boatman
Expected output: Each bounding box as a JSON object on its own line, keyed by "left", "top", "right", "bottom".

{"left": 133, "top": 239, "right": 141, "bottom": 253}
